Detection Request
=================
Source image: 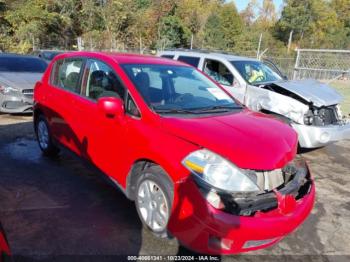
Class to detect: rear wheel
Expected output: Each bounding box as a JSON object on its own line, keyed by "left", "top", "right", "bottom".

{"left": 35, "top": 115, "right": 59, "bottom": 156}
{"left": 135, "top": 165, "right": 173, "bottom": 238}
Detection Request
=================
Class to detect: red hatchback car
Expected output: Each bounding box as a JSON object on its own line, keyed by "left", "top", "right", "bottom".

{"left": 33, "top": 52, "right": 315, "bottom": 254}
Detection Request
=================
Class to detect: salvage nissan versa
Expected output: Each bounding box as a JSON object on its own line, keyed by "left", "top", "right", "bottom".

{"left": 33, "top": 52, "right": 315, "bottom": 254}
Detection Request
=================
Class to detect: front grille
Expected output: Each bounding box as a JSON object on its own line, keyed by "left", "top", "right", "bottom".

{"left": 22, "top": 89, "right": 33, "bottom": 94}
{"left": 22, "top": 89, "right": 34, "bottom": 96}
{"left": 22, "top": 89, "right": 34, "bottom": 98}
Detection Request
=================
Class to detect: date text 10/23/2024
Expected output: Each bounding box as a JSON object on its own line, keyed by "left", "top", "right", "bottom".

{"left": 127, "top": 255, "right": 220, "bottom": 261}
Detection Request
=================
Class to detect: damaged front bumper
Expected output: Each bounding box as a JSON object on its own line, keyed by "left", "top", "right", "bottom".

{"left": 168, "top": 159, "right": 315, "bottom": 254}
{"left": 292, "top": 120, "right": 350, "bottom": 148}
{"left": 0, "top": 91, "right": 33, "bottom": 113}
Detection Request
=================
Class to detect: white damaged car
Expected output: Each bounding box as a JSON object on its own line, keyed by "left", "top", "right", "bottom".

{"left": 158, "top": 50, "right": 350, "bottom": 148}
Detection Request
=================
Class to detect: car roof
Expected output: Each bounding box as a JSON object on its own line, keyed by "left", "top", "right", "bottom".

{"left": 0, "top": 53, "right": 44, "bottom": 60}
{"left": 159, "top": 50, "right": 259, "bottom": 62}
{"left": 58, "top": 51, "right": 190, "bottom": 66}
{"left": 39, "top": 50, "right": 64, "bottom": 52}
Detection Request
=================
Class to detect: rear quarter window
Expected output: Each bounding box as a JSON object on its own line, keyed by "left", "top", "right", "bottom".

{"left": 177, "top": 56, "right": 200, "bottom": 67}
{"left": 50, "top": 58, "right": 84, "bottom": 94}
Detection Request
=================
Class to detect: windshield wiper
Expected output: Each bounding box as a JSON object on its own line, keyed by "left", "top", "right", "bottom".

{"left": 191, "top": 105, "right": 242, "bottom": 112}
{"left": 154, "top": 105, "right": 242, "bottom": 115}
{"left": 154, "top": 108, "right": 201, "bottom": 114}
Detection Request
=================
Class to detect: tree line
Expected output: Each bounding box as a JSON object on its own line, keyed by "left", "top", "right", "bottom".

{"left": 0, "top": 0, "right": 349, "bottom": 55}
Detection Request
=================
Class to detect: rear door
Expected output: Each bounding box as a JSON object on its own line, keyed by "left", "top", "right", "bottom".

{"left": 47, "top": 57, "right": 86, "bottom": 154}
{"left": 177, "top": 55, "right": 201, "bottom": 68}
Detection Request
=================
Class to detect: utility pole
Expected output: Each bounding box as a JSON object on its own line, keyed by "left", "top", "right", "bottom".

{"left": 287, "top": 30, "right": 293, "bottom": 54}
{"left": 77, "top": 37, "right": 83, "bottom": 51}
{"left": 190, "top": 34, "right": 194, "bottom": 50}
{"left": 139, "top": 35, "right": 142, "bottom": 54}
{"left": 32, "top": 35, "right": 36, "bottom": 51}
{"left": 257, "top": 33, "right": 262, "bottom": 59}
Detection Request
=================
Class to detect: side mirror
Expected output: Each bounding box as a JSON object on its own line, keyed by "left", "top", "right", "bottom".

{"left": 97, "top": 97, "right": 124, "bottom": 118}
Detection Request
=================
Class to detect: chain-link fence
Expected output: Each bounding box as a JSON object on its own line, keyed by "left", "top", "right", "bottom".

{"left": 33, "top": 37, "right": 350, "bottom": 83}
{"left": 293, "top": 49, "right": 350, "bottom": 80}
{"left": 263, "top": 56, "right": 295, "bottom": 79}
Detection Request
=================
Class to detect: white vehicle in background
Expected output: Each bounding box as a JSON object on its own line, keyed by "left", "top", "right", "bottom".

{"left": 158, "top": 50, "right": 350, "bottom": 148}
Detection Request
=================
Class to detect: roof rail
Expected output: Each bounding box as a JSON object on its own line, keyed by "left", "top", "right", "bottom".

{"left": 162, "top": 48, "right": 211, "bottom": 53}
{"left": 161, "top": 48, "right": 239, "bottom": 56}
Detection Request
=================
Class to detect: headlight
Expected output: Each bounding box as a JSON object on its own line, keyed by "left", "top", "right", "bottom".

{"left": 182, "top": 149, "right": 259, "bottom": 192}
{"left": 0, "top": 85, "right": 19, "bottom": 94}
{"left": 303, "top": 110, "right": 314, "bottom": 125}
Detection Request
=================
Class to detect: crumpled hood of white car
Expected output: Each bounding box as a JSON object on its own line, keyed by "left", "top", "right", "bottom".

{"left": 273, "top": 79, "right": 343, "bottom": 107}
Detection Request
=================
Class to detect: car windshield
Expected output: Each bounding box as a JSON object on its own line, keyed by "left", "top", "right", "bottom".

{"left": 121, "top": 64, "right": 241, "bottom": 114}
{"left": 0, "top": 56, "right": 48, "bottom": 73}
{"left": 231, "top": 60, "right": 283, "bottom": 85}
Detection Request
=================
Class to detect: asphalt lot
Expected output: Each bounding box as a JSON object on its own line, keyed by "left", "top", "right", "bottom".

{"left": 0, "top": 114, "right": 349, "bottom": 261}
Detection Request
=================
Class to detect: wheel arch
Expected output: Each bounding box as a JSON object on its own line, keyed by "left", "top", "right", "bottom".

{"left": 33, "top": 107, "right": 44, "bottom": 130}
{"left": 126, "top": 158, "right": 174, "bottom": 201}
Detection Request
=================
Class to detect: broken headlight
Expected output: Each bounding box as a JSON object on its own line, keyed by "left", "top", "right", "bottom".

{"left": 182, "top": 149, "right": 260, "bottom": 193}
{"left": 0, "top": 85, "right": 19, "bottom": 94}
{"left": 303, "top": 110, "right": 314, "bottom": 125}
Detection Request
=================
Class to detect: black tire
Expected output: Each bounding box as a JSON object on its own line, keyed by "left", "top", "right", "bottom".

{"left": 35, "top": 115, "right": 60, "bottom": 157}
{"left": 135, "top": 165, "right": 173, "bottom": 238}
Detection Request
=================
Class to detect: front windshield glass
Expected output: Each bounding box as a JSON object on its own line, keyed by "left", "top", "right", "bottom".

{"left": 121, "top": 64, "right": 241, "bottom": 114}
{"left": 231, "top": 60, "right": 282, "bottom": 85}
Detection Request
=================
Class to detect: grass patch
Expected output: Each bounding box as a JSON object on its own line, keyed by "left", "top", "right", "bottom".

{"left": 327, "top": 80, "right": 350, "bottom": 117}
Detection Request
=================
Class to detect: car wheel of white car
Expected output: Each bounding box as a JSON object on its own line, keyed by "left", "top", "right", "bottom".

{"left": 35, "top": 115, "right": 59, "bottom": 156}
{"left": 135, "top": 165, "right": 173, "bottom": 238}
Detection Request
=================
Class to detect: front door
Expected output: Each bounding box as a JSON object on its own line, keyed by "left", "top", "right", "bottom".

{"left": 74, "top": 58, "right": 128, "bottom": 180}
{"left": 202, "top": 58, "right": 246, "bottom": 103}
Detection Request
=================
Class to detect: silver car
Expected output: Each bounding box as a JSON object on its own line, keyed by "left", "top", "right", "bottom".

{"left": 0, "top": 54, "right": 47, "bottom": 113}
{"left": 158, "top": 50, "right": 350, "bottom": 148}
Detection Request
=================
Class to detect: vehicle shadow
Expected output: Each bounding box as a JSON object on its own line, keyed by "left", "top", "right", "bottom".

{"left": 0, "top": 115, "right": 227, "bottom": 260}
{"left": 297, "top": 146, "right": 321, "bottom": 154}
{"left": 0, "top": 120, "right": 143, "bottom": 261}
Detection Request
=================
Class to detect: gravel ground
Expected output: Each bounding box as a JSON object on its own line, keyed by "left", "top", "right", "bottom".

{"left": 0, "top": 114, "right": 349, "bottom": 262}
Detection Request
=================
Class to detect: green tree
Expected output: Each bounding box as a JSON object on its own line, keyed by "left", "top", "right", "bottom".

{"left": 275, "top": 0, "right": 345, "bottom": 48}
{"left": 331, "top": 0, "right": 350, "bottom": 48}
{"left": 5, "top": 0, "right": 68, "bottom": 52}
{"left": 157, "top": 15, "right": 191, "bottom": 49}
{"left": 0, "top": 1, "right": 11, "bottom": 51}
{"left": 203, "top": 3, "right": 243, "bottom": 50}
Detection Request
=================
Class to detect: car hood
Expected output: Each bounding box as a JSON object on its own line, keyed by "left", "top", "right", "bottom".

{"left": 160, "top": 110, "right": 297, "bottom": 170}
{"left": 0, "top": 72, "right": 43, "bottom": 90}
{"left": 273, "top": 79, "right": 342, "bottom": 107}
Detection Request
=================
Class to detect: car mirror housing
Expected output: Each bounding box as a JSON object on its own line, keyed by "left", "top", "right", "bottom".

{"left": 97, "top": 97, "right": 124, "bottom": 118}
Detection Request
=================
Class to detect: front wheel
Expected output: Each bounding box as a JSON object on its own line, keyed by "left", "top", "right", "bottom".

{"left": 135, "top": 166, "right": 173, "bottom": 238}
{"left": 35, "top": 115, "right": 59, "bottom": 156}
